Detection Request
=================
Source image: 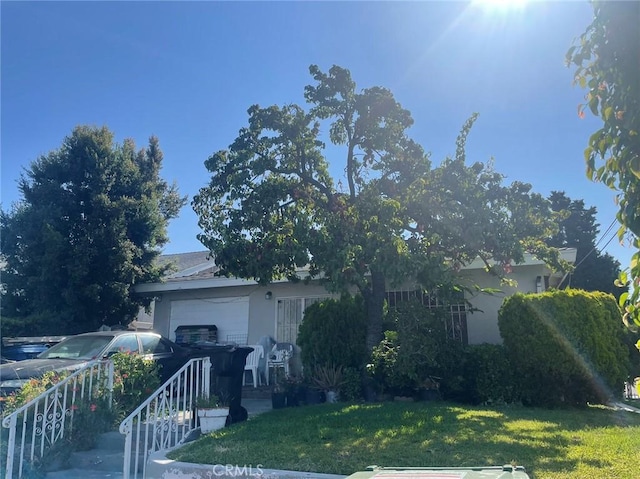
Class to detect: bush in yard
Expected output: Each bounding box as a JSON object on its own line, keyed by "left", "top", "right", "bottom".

{"left": 499, "top": 290, "right": 630, "bottom": 407}
{"left": 462, "top": 343, "right": 520, "bottom": 405}
{"left": 297, "top": 294, "right": 368, "bottom": 371}
{"left": 369, "top": 299, "right": 466, "bottom": 398}
{"left": 111, "top": 351, "right": 161, "bottom": 418}
{"left": 1, "top": 369, "right": 118, "bottom": 474}
{"left": 1, "top": 370, "right": 71, "bottom": 414}
{"left": 339, "top": 366, "right": 364, "bottom": 401}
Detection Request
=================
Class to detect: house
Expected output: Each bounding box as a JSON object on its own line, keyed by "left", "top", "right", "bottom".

{"left": 134, "top": 248, "right": 577, "bottom": 347}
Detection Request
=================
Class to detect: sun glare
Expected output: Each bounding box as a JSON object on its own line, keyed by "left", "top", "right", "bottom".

{"left": 473, "top": 0, "right": 529, "bottom": 12}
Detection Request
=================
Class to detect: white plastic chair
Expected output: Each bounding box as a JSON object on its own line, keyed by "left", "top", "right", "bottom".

{"left": 267, "top": 343, "right": 293, "bottom": 383}
{"left": 243, "top": 345, "right": 264, "bottom": 388}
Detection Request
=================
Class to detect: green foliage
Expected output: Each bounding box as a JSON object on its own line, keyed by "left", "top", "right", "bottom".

{"left": 271, "top": 367, "right": 287, "bottom": 393}
{"left": 567, "top": 2, "right": 640, "bottom": 328}
{"left": 2, "top": 353, "right": 160, "bottom": 422}
{"left": 195, "top": 394, "right": 223, "bottom": 408}
{"left": 311, "top": 364, "right": 345, "bottom": 391}
{"left": 1, "top": 369, "right": 118, "bottom": 474}
{"left": 1, "top": 354, "right": 159, "bottom": 474}
{"left": 547, "top": 191, "right": 622, "bottom": 297}
{"left": 4, "top": 395, "right": 116, "bottom": 476}
{"left": 499, "top": 290, "right": 631, "bottom": 407}
{"left": 0, "top": 313, "right": 69, "bottom": 337}
{"left": 462, "top": 344, "right": 520, "bottom": 405}
{"left": 193, "top": 64, "right": 566, "bottom": 354}
{"left": 0, "top": 126, "right": 187, "bottom": 333}
{"left": 111, "top": 351, "right": 161, "bottom": 417}
{"left": 1, "top": 371, "right": 71, "bottom": 414}
{"left": 297, "top": 295, "right": 367, "bottom": 371}
{"left": 339, "top": 367, "right": 363, "bottom": 402}
{"left": 368, "top": 300, "right": 466, "bottom": 398}
{"left": 67, "top": 395, "right": 118, "bottom": 451}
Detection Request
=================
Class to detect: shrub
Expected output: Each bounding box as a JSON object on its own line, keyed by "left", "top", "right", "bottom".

{"left": 111, "top": 351, "right": 161, "bottom": 418}
{"left": 67, "top": 394, "right": 118, "bottom": 450}
{"left": 499, "top": 290, "right": 631, "bottom": 407}
{"left": 1, "top": 370, "right": 71, "bottom": 414}
{"left": 311, "top": 364, "right": 345, "bottom": 391}
{"left": 462, "top": 343, "right": 520, "bottom": 405}
{"left": 0, "top": 369, "right": 117, "bottom": 474}
{"left": 339, "top": 367, "right": 364, "bottom": 402}
{"left": 369, "top": 300, "right": 466, "bottom": 398}
{"left": 297, "top": 294, "right": 367, "bottom": 371}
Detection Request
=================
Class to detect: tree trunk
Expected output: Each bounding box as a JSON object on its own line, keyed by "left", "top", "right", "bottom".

{"left": 364, "top": 269, "right": 386, "bottom": 353}
{"left": 362, "top": 269, "right": 386, "bottom": 402}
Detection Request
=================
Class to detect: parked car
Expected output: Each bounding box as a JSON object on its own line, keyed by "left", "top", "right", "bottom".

{"left": 0, "top": 331, "right": 194, "bottom": 401}
{"left": 1, "top": 336, "right": 67, "bottom": 361}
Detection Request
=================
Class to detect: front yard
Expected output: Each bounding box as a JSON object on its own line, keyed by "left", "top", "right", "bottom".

{"left": 170, "top": 401, "right": 640, "bottom": 479}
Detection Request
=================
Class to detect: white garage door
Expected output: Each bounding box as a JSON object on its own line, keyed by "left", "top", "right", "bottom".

{"left": 170, "top": 297, "right": 249, "bottom": 343}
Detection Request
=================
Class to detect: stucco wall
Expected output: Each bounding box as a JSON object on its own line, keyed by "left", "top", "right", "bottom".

{"left": 462, "top": 263, "right": 549, "bottom": 344}
{"left": 151, "top": 281, "right": 333, "bottom": 344}
{"left": 148, "top": 262, "right": 555, "bottom": 347}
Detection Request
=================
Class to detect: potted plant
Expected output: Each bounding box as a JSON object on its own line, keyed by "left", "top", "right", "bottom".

{"left": 271, "top": 368, "right": 287, "bottom": 409}
{"left": 283, "top": 375, "right": 303, "bottom": 407}
{"left": 302, "top": 376, "right": 325, "bottom": 405}
{"left": 195, "top": 393, "right": 229, "bottom": 433}
{"left": 312, "top": 364, "right": 345, "bottom": 403}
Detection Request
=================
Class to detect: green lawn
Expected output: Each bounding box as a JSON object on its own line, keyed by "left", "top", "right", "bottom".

{"left": 169, "top": 401, "right": 640, "bottom": 479}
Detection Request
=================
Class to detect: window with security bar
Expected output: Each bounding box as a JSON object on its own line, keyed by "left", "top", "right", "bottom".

{"left": 276, "top": 296, "right": 331, "bottom": 344}
{"left": 385, "top": 289, "right": 468, "bottom": 344}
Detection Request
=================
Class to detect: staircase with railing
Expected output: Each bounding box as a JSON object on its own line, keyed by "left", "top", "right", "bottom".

{"left": 119, "top": 356, "right": 211, "bottom": 479}
{"left": 1, "top": 360, "right": 114, "bottom": 479}
{"left": 2, "top": 356, "right": 211, "bottom": 479}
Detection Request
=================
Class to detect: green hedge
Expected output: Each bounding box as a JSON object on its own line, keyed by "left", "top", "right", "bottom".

{"left": 462, "top": 343, "right": 520, "bottom": 405}
{"left": 498, "top": 290, "right": 630, "bottom": 407}
{"left": 297, "top": 294, "right": 368, "bottom": 371}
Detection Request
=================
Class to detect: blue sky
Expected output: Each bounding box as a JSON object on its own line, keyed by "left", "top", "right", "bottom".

{"left": 1, "top": 1, "right": 633, "bottom": 271}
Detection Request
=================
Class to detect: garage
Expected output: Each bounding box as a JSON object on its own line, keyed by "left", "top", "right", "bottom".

{"left": 169, "top": 297, "right": 249, "bottom": 344}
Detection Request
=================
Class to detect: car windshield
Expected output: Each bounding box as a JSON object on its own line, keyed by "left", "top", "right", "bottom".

{"left": 38, "top": 335, "right": 114, "bottom": 360}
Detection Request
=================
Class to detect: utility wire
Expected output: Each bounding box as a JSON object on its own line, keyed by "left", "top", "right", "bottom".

{"left": 594, "top": 218, "right": 617, "bottom": 250}
{"left": 558, "top": 217, "right": 618, "bottom": 289}
{"left": 573, "top": 220, "right": 618, "bottom": 270}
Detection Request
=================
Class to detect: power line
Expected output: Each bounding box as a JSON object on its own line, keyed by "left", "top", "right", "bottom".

{"left": 573, "top": 222, "right": 618, "bottom": 270}
{"left": 559, "top": 218, "right": 619, "bottom": 289}
{"left": 594, "top": 218, "right": 617, "bottom": 250}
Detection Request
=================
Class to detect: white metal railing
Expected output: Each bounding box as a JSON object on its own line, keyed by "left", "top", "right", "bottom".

{"left": 624, "top": 379, "right": 640, "bottom": 400}
{"left": 119, "top": 356, "right": 211, "bottom": 479}
{"left": 1, "top": 360, "right": 113, "bottom": 479}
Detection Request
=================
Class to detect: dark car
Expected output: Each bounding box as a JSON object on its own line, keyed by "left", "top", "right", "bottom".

{"left": 3, "top": 343, "right": 51, "bottom": 361}
{"left": 0, "top": 331, "right": 194, "bottom": 400}
{"left": 1, "top": 336, "right": 67, "bottom": 362}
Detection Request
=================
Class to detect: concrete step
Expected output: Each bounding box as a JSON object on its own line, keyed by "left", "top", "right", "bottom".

{"left": 42, "top": 429, "right": 144, "bottom": 478}
{"left": 68, "top": 449, "right": 126, "bottom": 472}
{"left": 94, "top": 430, "right": 126, "bottom": 451}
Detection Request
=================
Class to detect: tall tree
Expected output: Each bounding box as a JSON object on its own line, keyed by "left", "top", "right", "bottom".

{"left": 193, "top": 65, "right": 564, "bottom": 353}
{"left": 0, "top": 126, "right": 186, "bottom": 333}
{"left": 547, "top": 191, "right": 622, "bottom": 296}
{"left": 567, "top": 1, "right": 640, "bottom": 330}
